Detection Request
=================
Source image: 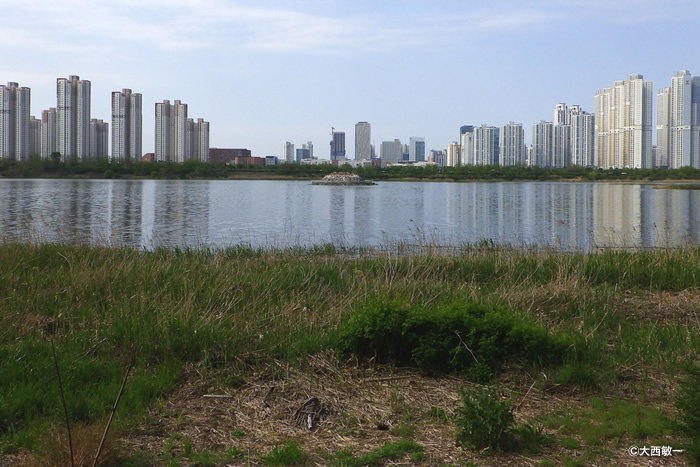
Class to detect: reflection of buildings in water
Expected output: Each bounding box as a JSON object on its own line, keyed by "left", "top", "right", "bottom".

{"left": 153, "top": 181, "right": 210, "bottom": 248}
{"left": 593, "top": 184, "right": 643, "bottom": 248}
{"left": 64, "top": 180, "right": 110, "bottom": 244}
{"left": 328, "top": 188, "right": 346, "bottom": 244}
{"left": 109, "top": 180, "right": 143, "bottom": 247}
{"left": 352, "top": 187, "right": 373, "bottom": 246}
{"left": 651, "top": 188, "right": 700, "bottom": 247}
{"left": 551, "top": 183, "right": 595, "bottom": 251}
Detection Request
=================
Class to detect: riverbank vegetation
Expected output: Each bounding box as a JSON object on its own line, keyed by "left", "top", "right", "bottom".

{"left": 2, "top": 156, "right": 700, "bottom": 182}
{"left": 1, "top": 243, "right": 699, "bottom": 465}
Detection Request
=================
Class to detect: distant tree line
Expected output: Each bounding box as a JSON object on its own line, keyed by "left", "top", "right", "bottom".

{"left": 1, "top": 155, "right": 699, "bottom": 182}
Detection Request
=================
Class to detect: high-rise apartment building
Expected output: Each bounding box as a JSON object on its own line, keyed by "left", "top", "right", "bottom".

{"left": 30, "top": 116, "right": 41, "bottom": 157}
{"left": 459, "top": 126, "right": 474, "bottom": 166}
{"left": 194, "top": 118, "right": 210, "bottom": 162}
{"left": 656, "top": 87, "right": 672, "bottom": 168}
{"left": 409, "top": 137, "right": 425, "bottom": 162}
{"left": 90, "top": 119, "right": 109, "bottom": 158}
{"left": 658, "top": 70, "right": 700, "bottom": 169}
{"left": 552, "top": 124, "right": 571, "bottom": 168}
{"left": 330, "top": 129, "right": 345, "bottom": 161}
{"left": 57, "top": 75, "right": 91, "bottom": 161}
{"left": 355, "top": 122, "right": 371, "bottom": 160}
{"left": 499, "top": 122, "right": 525, "bottom": 166}
{"left": 447, "top": 142, "right": 461, "bottom": 167}
{"left": 532, "top": 121, "right": 553, "bottom": 167}
{"left": 283, "top": 141, "right": 295, "bottom": 163}
{"left": 554, "top": 103, "right": 570, "bottom": 126}
{"left": 570, "top": 105, "right": 595, "bottom": 167}
{"left": 474, "top": 125, "right": 499, "bottom": 165}
{"left": 41, "top": 108, "right": 57, "bottom": 159}
{"left": 594, "top": 74, "right": 653, "bottom": 168}
{"left": 111, "top": 89, "right": 142, "bottom": 161}
{"left": 0, "top": 82, "right": 32, "bottom": 161}
{"left": 155, "top": 100, "right": 191, "bottom": 163}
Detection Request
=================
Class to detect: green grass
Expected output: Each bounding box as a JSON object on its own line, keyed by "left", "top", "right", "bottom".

{"left": 0, "top": 242, "right": 698, "bottom": 459}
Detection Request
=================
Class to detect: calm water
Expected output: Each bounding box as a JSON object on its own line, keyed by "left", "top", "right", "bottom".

{"left": 0, "top": 178, "right": 699, "bottom": 252}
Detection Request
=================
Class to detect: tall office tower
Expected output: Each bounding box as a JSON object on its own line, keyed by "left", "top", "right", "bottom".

{"left": 446, "top": 142, "right": 461, "bottom": 167}
{"left": 552, "top": 124, "right": 571, "bottom": 168}
{"left": 430, "top": 149, "right": 447, "bottom": 167}
{"left": 330, "top": 129, "right": 345, "bottom": 161}
{"left": 57, "top": 75, "right": 91, "bottom": 161}
{"left": 90, "top": 119, "right": 109, "bottom": 158}
{"left": 532, "top": 121, "right": 553, "bottom": 167}
{"left": 409, "top": 137, "right": 425, "bottom": 162}
{"left": 303, "top": 141, "right": 314, "bottom": 158}
{"left": 664, "top": 70, "right": 700, "bottom": 169}
{"left": 283, "top": 141, "right": 295, "bottom": 163}
{"left": 499, "top": 122, "right": 525, "bottom": 166}
{"left": 380, "top": 139, "right": 402, "bottom": 165}
{"left": 155, "top": 100, "right": 171, "bottom": 162}
{"left": 656, "top": 87, "right": 671, "bottom": 168}
{"left": 594, "top": 74, "right": 653, "bottom": 168}
{"left": 474, "top": 125, "right": 498, "bottom": 165}
{"left": 196, "top": 118, "right": 210, "bottom": 162}
{"left": 111, "top": 89, "right": 143, "bottom": 161}
{"left": 0, "top": 82, "right": 31, "bottom": 161}
{"left": 570, "top": 105, "right": 595, "bottom": 167}
{"left": 554, "top": 103, "right": 570, "bottom": 126}
{"left": 41, "top": 108, "right": 57, "bottom": 158}
{"left": 355, "top": 122, "right": 371, "bottom": 160}
{"left": 30, "top": 116, "right": 41, "bottom": 157}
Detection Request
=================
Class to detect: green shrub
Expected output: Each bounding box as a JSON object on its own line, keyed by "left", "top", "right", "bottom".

{"left": 263, "top": 441, "right": 308, "bottom": 465}
{"left": 336, "top": 299, "right": 568, "bottom": 375}
{"left": 676, "top": 364, "right": 700, "bottom": 465}
{"left": 454, "top": 385, "right": 515, "bottom": 451}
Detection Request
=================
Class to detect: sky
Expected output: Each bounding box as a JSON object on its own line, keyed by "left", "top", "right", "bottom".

{"left": 3, "top": 0, "right": 700, "bottom": 158}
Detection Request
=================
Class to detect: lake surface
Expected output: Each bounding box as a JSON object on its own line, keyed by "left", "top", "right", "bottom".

{"left": 0, "top": 179, "right": 699, "bottom": 252}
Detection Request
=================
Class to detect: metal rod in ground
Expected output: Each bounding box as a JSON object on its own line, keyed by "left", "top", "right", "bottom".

{"left": 51, "top": 340, "right": 74, "bottom": 467}
{"left": 93, "top": 356, "right": 133, "bottom": 467}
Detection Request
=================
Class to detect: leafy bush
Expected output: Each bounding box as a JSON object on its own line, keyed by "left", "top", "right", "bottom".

{"left": 454, "top": 385, "right": 515, "bottom": 451}
{"left": 263, "top": 441, "right": 308, "bottom": 465}
{"left": 676, "top": 365, "right": 700, "bottom": 465}
{"left": 335, "top": 299, "right": 568, "bottom": 375}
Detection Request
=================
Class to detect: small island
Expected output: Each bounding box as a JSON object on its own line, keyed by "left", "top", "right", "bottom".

{"left": 311, "top": 171, "right": 376, "bottom": 185}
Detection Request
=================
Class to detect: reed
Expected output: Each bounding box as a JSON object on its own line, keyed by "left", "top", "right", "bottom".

{"left": 0, "top": 242, "right": 698, "bottom": 459}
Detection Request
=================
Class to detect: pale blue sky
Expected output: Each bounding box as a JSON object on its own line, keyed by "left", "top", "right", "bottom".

{"left": 3, "top": 0, "right": 700, "bottom": 158}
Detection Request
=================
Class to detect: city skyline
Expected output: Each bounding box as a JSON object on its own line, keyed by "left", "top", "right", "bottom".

{"left": 3, "top": 0, "right": 699, "bottom": 158}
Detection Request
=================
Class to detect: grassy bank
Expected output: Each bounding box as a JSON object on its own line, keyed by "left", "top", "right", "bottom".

{"left": 1, "top": 243, "right": 699, "bottom": 465}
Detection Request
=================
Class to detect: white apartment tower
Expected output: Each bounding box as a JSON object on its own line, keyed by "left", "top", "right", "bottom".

{"left": 57, "top": 75, "right": 91, "bottom": 161}
{"left": 459, "top": 127, "right": 474, "bottom": 166}
{"left": 474, "top": 125, "right": 498, "bottom": 165}
{"left": 570, "top": 105, "right": 595, "bottom": 167}
{"left": 283, "top": 141, "right": 295, "bottom": 163}
{"left": 499, "top": 122, "right": 525, "bottom": 166}
{"left": 155, "top": 100, "right": 189, "bottom": 163}
{"left": 195, "top": 118, "right": 210, "bottom": 162}
{"left": 30, "top": 116, "right": 41, "bottom": 157}
{"left": 0, "top": 82, "right": 31, "bottom": 161}
{"left": 662, "top": 70, "right": 700, "bottom": 169}
{"left": 656, "top": 87, "right": 672, "bottom": 168}
{"left": 554, "top": 103, "right": 570, "bottom": 126}
{"left": 532, "top": 121, "right": 553, "bottom": 167}
{"left": 552, "top": 124, "right": 571, "bottom": 168}
{"left": 111, "top": 89, "right": 142, "bottom": 161}
{"left": 446, "top": 142, "right": 461, "bottom": 167}
{"left": 594, "top": 74, "right": 653, "bottom": 168}
{"left": 355, "top": 122, "right": 371, "bottom": 160}
{"left": 41, "top": 108, "right": 57, "bottom": 159}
